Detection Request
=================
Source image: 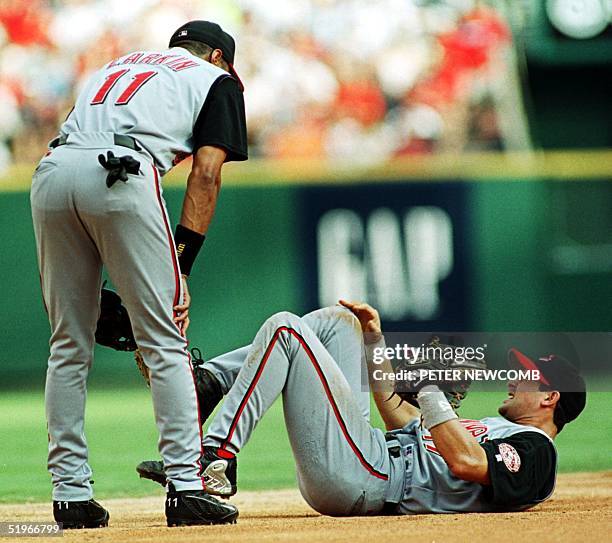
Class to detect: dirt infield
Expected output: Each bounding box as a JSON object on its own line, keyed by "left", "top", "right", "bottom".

{"left": 1, "top": 472, "right": 610, "bottom": 542}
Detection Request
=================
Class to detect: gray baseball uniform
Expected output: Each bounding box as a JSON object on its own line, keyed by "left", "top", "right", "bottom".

{"left": 205, "top": 306, "right": 397, "bottom": 515}
{"left": 31, "top": 47, "right": 246, "bottom": 500}
{"left": 385, "top": 416, "right": 557, "bottom": 513}
{"left": 202, "top": 307, "right": 558, "bottom": 515}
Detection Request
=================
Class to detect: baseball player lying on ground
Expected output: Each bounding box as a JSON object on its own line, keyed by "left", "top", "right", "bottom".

{"left": 137, "top": 302, "right": 586, "bottom": 516}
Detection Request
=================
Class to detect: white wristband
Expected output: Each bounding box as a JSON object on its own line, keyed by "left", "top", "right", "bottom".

{"left": 417, "top": 386, "right": 458, "bottom": 429}
{"left": 364, "top": 335, "right": 386, "bottom": 362}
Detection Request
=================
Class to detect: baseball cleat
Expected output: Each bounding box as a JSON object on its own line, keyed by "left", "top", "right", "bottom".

{"left": 191, "top": 348, "right": 224, "bottom": 422}
{"left": 137, "top": 447, "right": 238, "bottom": 497}
{"left": 137, "top": 459, "right": 166, "bottom": 486}
{"left": 165, "top": 484, "right": 238, "bottom": 526}
{"left": 53, "top": 499, "right": 109, "bottom": 529}
{"left": 201, "top": 447, "right": 238, "bottom": 498}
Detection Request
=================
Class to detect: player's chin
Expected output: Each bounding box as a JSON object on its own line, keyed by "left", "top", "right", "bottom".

{"left": 498, "top": 403, "right": 512, "bottom": 419}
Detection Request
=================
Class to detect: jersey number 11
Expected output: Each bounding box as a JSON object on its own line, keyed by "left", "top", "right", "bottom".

{"left": 91, "top": 69, "right": 157, "bottom": 106}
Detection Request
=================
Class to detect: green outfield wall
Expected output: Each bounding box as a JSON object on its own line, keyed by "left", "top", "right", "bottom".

{"left": 2, "top": 153, "right": 611, "bottom": 388}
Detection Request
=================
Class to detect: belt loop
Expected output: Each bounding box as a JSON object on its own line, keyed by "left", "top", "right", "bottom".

{"left": 385, "top": 433, "right": 402, "bottom": 458}
{"left": 388, "top": 445, "right": 401, "bottom": 458}
{"left": 49, "top": 136, "right": 66, "bottom": 149}
{"left": 113, "top": 134, "right": 141, "bottom": 151}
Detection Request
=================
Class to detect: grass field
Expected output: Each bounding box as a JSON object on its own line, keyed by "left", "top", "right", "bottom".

{"left": 1, "top": 388, "right": 610, "bottom": 503}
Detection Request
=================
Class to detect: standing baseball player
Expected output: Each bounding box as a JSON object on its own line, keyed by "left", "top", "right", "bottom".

{"left": 30, "top": 20, "right": 247, "bottom": 528}
{"left": 138, "top": 302, "right": 586, "bottom": 515}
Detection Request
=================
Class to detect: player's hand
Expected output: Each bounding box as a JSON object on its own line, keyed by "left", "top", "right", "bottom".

{"left": 174, "top": 274, "right": 191, "bottom": 335}
{"left": 338, "top": 300, "right": 382, "bottom": 344}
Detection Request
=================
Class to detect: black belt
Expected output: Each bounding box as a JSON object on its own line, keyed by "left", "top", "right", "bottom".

{"left": 49, "top": 134, "right": 141, "bottom": 152}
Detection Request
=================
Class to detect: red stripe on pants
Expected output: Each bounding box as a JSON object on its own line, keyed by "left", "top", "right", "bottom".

{"left": 222, "top": 326, "right": 388, "bottom": 481}
{"left": 152, "top": 165, "right": 205, "bottom": 488}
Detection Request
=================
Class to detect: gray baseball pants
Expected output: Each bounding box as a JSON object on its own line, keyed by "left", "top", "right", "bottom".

{"left": 203, "top": 306, "right": 403, "bottom": 515}
{"left": 30, "top": 132, "right": 205, "bottom": 500}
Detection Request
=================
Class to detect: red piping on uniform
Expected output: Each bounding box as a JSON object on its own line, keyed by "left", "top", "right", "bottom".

{"left": 152, "top": 165, "right": 206, "bottom": 489}
{"left": 217, "top": 448, "right": 235, "bottom": 459}
{"left": 152, "top": 166, "right": 180, "bottom": 308}
{"left": 221, "top": 326, "right": 388, "bottom": 481}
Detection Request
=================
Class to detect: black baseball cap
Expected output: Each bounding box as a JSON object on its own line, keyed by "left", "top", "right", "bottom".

{"left": 509, "top": 348, "right": 587, "bottom": 425}
{"left": 169, "top": 20, "right": 244, "bottom": 91}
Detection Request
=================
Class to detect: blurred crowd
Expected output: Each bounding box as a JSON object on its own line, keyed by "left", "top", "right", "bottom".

{"left": 0, "top": 0, "right": 511, "bottom": 173}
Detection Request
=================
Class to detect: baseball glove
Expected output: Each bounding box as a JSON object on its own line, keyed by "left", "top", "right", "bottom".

{"left": 134, "top": 349, "right": 150, "bottom": 386}
{"left": 95, "top": 287, "right": 137, "bottom": 352}
{"left": 95, "top": 287, "right": 150, "bottom": 384}
{"left": 393, "top": 336, "right": 487, "bottom": 410}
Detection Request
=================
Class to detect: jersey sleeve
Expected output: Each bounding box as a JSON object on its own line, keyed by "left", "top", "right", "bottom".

{"left": 481, "top": 431, "right": 556, "bottom": 508}
{"left": 192, "top": 75, "right": 248, "bottom": 162}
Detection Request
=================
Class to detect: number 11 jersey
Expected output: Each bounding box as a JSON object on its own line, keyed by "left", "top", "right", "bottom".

{"left": 60, "top": 46, "right": 248, "bottom": 175}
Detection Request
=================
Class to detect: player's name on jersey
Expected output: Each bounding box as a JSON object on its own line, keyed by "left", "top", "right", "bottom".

{"left": 107, "top": 52, "right": 199, "bottom": 72}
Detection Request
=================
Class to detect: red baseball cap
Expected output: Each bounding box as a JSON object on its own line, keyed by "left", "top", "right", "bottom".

{"left": 508, "top": 348, "right": 587, "bottom": 425}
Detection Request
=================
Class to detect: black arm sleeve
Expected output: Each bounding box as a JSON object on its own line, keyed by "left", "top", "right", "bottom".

{"left": 193, "top": 75, "right": 248, "bottom": 162}
{"left": 481, "top": 431, "right": 556, "bottom": 508}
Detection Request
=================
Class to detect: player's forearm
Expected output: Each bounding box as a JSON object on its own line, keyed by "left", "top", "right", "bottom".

{"left": 417, "top": 387, "right": 489, "bottom": 483}
{"left": 366, "top": 341, "right": 420, "bottom": 430}
{"left": 428, "top": 418, "right": 490, "bottom": 484}
{"left": 373, "top": 391, "right": 418, "bottom": 431}
{"left": 180, "top": 171, "right": 221, "bottom": 234}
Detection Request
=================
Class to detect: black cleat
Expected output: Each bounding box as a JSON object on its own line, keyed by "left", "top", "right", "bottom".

{"left": 201, "top": 447, "right": 237, "bottom": 498}
{"left": 53, "top": 499, "right": 109, "bottom": 529}
{"left": 191, "top": 348, "right": 224, "bottom": 422}
{"left": 137, "top": 460, "right": 166, "bottom": 486}
{"left": 165, "top": 484, "right": 238, "bottom": 526}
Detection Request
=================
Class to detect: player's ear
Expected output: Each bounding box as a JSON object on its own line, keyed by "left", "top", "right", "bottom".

{"left": 541, "top": 390, "right": 560, "bottom": 408}
{"left": 211, "top": 49, "right": 223, "bottom": 65}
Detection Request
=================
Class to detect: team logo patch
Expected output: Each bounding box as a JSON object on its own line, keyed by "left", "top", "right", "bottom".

{"left": 178, "top": 30, "right": 188, "bottom": 37}
{"left": 497, "top": 443, "right": 521, "bottom": 472}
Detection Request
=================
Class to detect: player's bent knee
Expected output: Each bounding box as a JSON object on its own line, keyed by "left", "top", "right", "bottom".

{"left": 264, "top": 311, "right": 303, "bottom": 330}
{"left": 303, "top": 305, "right": 360, "bottom": 331}
{"left": 329, "top": 305, "right": 361, "bottom": 328}
{"left": 47, "top": 344, "right": 94, "bottom": 370}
